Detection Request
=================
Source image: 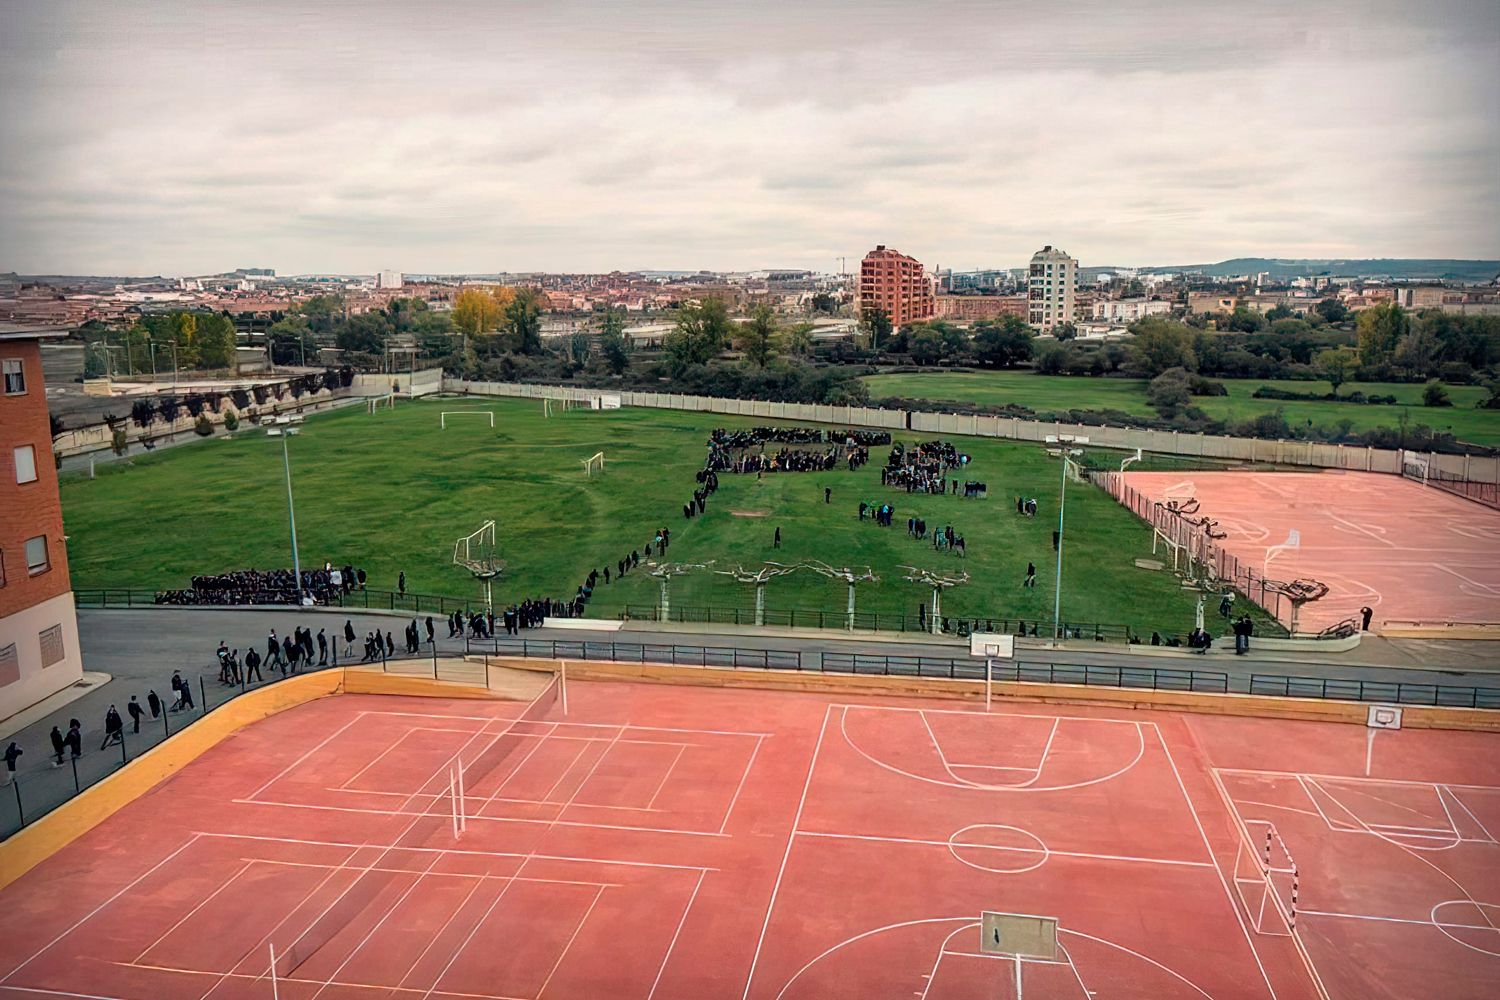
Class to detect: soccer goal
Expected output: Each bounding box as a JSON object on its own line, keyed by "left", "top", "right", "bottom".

{"left": 440, "top": 410, "right": 494, "bottom": 429}
{"left": 542, "top": 398, "right": 582, "bottom": 418}
{"left": 581, "top": 451, "right": 605, "bottom": 476}
{"left": 366, "top": 393, "right": 395, "bottom": 414}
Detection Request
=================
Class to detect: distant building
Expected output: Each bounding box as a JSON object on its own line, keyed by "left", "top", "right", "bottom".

{"left": 1, "top": 326, "right": 82, "bottom": 722}
{"left": 1093, "top": 298, "right": 1171, "bottom": 323}
{"left": 1028, "top": 246, "right": 1077, "bottom": 331}
{"left": 934, "top": 295, "right": 1028, "bottom": 322}
{"left": 376, "top": 270, "right": 404, "bottom": 290}
{"left": 859, "top": 245, "right": 934, "bottom": 327}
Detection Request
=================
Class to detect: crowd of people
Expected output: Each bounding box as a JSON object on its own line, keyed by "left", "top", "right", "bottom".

{"left": 881, "top": 441, "right": 971, "bottom": 495}
{"left": 154, "top": 564, "right": 367, "bottom": 606}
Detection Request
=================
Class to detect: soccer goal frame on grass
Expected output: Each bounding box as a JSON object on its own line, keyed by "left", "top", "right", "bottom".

{"left": 581, "top": 451, "right": 605, "bottom": 476}
{"left": 441, "top": 411, "right": 494, "bottom": 429}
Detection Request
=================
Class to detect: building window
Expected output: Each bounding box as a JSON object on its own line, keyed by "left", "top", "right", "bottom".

{"left": 0, "top": 643, "right": 18, "bottom": 687}
{"left": 25, "top": 535, "right": 48, "bottom": 575}
{"left": 39, "top": 625, "right": 65, "bottom": 668}
{"left": 2, "top": 359, "right": 23, "bottom": 395}
{"left": 14, "top": 445, "right": 37, "bottom": 484}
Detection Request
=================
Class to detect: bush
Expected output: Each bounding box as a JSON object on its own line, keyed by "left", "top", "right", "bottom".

{"left": 110, "top": 427, "right": 128, "bottom": 456}
{"left": 223, "top": 409, "right": 239, "bottom": 432}
{"left": 193, "top": 413, "right": 214, "bottom": 436}
{"left": 1146, "top": 368, "right": 1194, "bottom": 416}
{"left": 1423, "top": 380, "right": 1452, "bottom": 407}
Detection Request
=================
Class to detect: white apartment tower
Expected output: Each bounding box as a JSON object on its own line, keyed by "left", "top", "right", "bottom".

{"left": 376, "top": 270, "right": 404, "bottom": 290}
{"left": 1028, "top": 245, "right": 1078, "bottom": 331}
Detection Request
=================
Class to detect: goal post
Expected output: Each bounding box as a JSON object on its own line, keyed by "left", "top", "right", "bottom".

{"left": 453, "top": 520, "right": 504, "bottom": 610}
{"left": 440, "top": 410, "right": 495, "bottom": 429}
{"left": 366, "top": 393, "right": 395, "bottom": 414}
{"left": 581, "top": 451, "right": 605, "bottom": 477}
{"left": 543, "top": 397, "right": 583, "bottom": 418}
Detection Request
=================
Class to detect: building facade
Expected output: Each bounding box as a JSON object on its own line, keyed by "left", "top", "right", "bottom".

{"left": 0, "top": 328, "right": 82, "bottom": 722}
{"left": 1093, "top": 298, "right": 1172, "bottom": 323}
{"left": 859, "top": 245, "right": 934, "bottom": 327}
{"left": 1028, "top": 246, "right": 1078, "bottom": 331}
{"left": 934, "top": 294, "right": 1029, "bottom": 322}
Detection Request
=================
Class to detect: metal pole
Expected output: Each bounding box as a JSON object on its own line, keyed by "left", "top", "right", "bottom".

{"left": 1052, "top": 454, "right": 1069, "bottom": 646}
{"left": 12, "top": 780, "right": 22, "bottom": 827}
{"left": 70, "top": 755, "right": 80, "bottom": 792}
{"left": 432, "top": 640, "right": 438, "bottom": 679}
{"left": 199, "top": 677, "right": 207, "bottom": 714}
{"left": 986, "top": 658, "right": 993, "bottom": 712}
{"left": 280, "top": 433, "right": 302, "bottom": 603}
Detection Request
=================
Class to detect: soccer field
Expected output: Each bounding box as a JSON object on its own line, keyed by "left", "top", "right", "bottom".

{"left": 59, "top": 397, "right": 1271, "bottom": 636}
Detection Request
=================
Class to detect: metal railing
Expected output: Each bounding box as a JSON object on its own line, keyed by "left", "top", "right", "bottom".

{"left": 0, "top": 637, "right": 465, "bottom": 842}
{"left": 617, "top": 603, "right": 1133, "bottom": 642}
{"left": 1248, "top": 674, "right": 1500, "bottom": 709}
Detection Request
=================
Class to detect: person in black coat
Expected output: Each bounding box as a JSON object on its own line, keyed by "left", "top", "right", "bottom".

{"left": 344, "top": 620, "right": 357, "bottom": 645}
{"left": 101, "top": 706, "right": 124, "bottom": 749}
{"left": 147, "top": 689, "right": 162, "bottom": 718}
{"left": 50, "top": 725, "right": 65, "bottom": 766}
{"left": 245, "top": 647, "right": 263, "bottom": 683}
{"left": 317, "top": 628, "right": 328, "bottom": 665}
{"left": 65, "top": 721, "right": 82, "bottom": 761}
{"left": 127, "top": 695, "right": 144, "bottom": 733}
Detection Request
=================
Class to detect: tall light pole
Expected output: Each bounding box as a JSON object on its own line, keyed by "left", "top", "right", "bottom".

{"left": 268, "top": 416, "right": 306, "bottom": 603}
{"left": 1048, "top": 435, "right": 1088, "bottom": 645}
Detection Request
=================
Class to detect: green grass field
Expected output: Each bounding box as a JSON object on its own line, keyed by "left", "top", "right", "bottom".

{"left": 58, "top": 397, "right": 1266, "bottom": 637}
{"left": 862, "top": 371, "right": 1500, "bottom": 446}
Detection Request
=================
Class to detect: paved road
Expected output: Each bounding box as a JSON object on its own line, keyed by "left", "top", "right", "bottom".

{"left": 2, "top": 606, "right": 1495, "bottom": 837}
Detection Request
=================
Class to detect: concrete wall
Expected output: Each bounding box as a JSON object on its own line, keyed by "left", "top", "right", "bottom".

{"left": 0, "top": 592, "right": 83, "bottom": 726}
{"left": 443, "top": 379, "right": 1495, "bottom": 482}
{"left": 353, "top": 366, "right": 443, "bottom": 399}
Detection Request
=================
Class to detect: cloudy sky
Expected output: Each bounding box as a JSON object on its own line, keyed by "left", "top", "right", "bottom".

{"left": 1, "top": 0, "right": 1497, "bottom": 276}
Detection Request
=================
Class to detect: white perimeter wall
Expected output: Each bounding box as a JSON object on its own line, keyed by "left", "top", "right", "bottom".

{"left": 0, "top": 591, "right": 84, "bottom": 725}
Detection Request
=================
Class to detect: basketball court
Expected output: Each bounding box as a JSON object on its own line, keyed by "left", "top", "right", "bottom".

{"left": 1118, "top": 470, "right": 1500, "bottom": 632}
{"left": 1, "top": 678, "right": 1495, "bottom": 999}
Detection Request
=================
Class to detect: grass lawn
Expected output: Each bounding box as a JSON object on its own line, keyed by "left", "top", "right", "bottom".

{"left": 862, "top": 371, "right": 1500, "bottom": 446}
{"left": 58, "top": 397, "right": 1263, "bottom": 637}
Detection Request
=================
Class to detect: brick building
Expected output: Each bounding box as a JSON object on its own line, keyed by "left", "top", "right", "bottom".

{"left": 0, "top": 327, "right": 82, "bottom": 722}
{"left": 859, "top": 245, "right": 934, "bottom": 327}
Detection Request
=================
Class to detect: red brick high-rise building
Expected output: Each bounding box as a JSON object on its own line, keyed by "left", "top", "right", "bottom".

{"left": 1, "top": 326, "right": 82, "bottom": 722}
{"left": 859, "top": 245, "right": 935, "bottom": 328}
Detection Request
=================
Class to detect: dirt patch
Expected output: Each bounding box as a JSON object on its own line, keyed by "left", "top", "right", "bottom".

{"left": 731, "top": 509, "right": 771, "bottom": 518}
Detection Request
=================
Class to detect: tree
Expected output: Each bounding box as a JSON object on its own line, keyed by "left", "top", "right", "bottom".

{"left": 298, "top": 295, "right": 345, "bottom": 336}
{"left": 1313, "top": 348, "right": 1359, "bottom": 396}
{"left": 810, "top": 291, "right": 840, "bottom": 315}
{"left": 195, "top": 313, "right": 238, "bottom": 369}
{"left": 971, "top": 316, "right": 1034, "bottom": 368}
{"left": 335, "top": 312, "right": 392, "bottom": 355}
{"left": 1226, "top": 306, "right": 1267, "bottom": 333}
{"left": 1422, "top": 379, "right": 1451, "bottom": 407}
{"left": 596, "top": 308, "right": 630, "bottom": 375}
{"left": 1052, "top": 322, "right": 1077, "bottom": 342}
{"left": 1146, "top": 368, "right": 1195, "bottom": 417}
{"left": 268, "top": 314, "right": 316, "bottom": 365}
{"left": 739, "top": 304, "right": 780, "bottom": 368}
{"left": 1392, "top": 323, "right": 1438, "bottom": 378}
{"left": 171, "top": 311, "right": 199, "bottom": 367}
{"left": 451, "top": 287, "right": 505, "bottom": 342}
{"left": 504, "top": 288, "right": 544, "bottom": 355}
{"left": 1127, "top": 317, "right": 1197, "bottom": 377}
{"left": 664, "top": 297, "right": 731, "bottom": 374}
{"left": 859, "top": 306, "right": 893, "bottom": 351}
{"left": 1315, "top": 298, "right": 1350, "bottom": 324}
{"left": 784, "top": 322, "right": 815, "bottom": 358}
{"left": 1265, "top": 303, "right": 1295, "bottom": 322}
{"left": 1356, "top": 302, "right": 1408, "bottom": 367}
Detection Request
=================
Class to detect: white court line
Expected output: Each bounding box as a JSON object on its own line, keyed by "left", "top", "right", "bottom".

{"left": 741, "top": 703, "right": 831, "bottom": 1000}
{"left": 795, "top": 829, "right": 1214, "bottom": 869}
{"left": 361, "top": 712, "right": 773, "bottom": 740}
{"left": 109, "top": 960, "right": 529, "bottom": 1000}
{"left": 1448, "top": 787, "right": 1499, "bottom": 843}
{"left": 1, "top": 833, "right": 202, "bottom": 983}
{"left": 471, "top": 722, "right": 554, "bottom": 818}
{"left": 646, "top": 869, "right": 707, "bottom": 1000}
{"left": 253, "top": 857, "right": 616, "bottom": 889}
{"left": 1153, "top": 724, "right": 1281, "bottom": 1000}
{"left": 1217, "top": 767, "right": 1500, "bottom": 793}
{"left": 335, "top": 785, "right": 669, "bottom": 815}
{"left": 192, "top": 830, "right": 714, "bottom": 873}
{"left": 839, "top": 708, "right": 1146, "bottom": 795}
{"left": 390, "top": 876, "right": 487, "bottom": 994}
{"left": 0, "top": 988, "right": 132, "bottom": 1000}
{"left": 646, "top": 746, "right": 687, "bottom": 811}
{"left": 132, "top": 859, "right": 255, "bottom": 963}
{"left": 534, "top": 884, "right": 607, "bottom": 998}
{"left": 244, "top": 714, "right": 367, "bottom": 802}
{"left": 1296, "top": 909, "right": 1500, "bottom": 932}
{"left": 717, "top": 734, "right": 765, "bottom": 836}
{"left": 419, "top": 868, "right": 527, "bottom": 1000}
{"left": 233, "top": 795, "right": 732, "bottom": 839}
{"left": 337, "top": 727, "right": 420, "bottom": 790}
{"left": 539, "top": 740, "right": 593, "bottom": 802}
{"left": 832, "top": 701, "right": 1140, "bottom": 727}
{"left": 305, "top": 850, "right": 447, "bottom": 1000}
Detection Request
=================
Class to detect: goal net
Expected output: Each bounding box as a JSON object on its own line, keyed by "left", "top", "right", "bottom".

{"left": 366, "top": 393, "right": 395, "bottom": 414}
{"left": 581, "top": 451, "right": 605, "bottom": 476}
{"left": 1233, "top": 820, "right": 1300, "bottom": 935}
{"left": 542, "top": 397, "right": 582, "bottom": 418}
{"left": 441, "top": 410, "right": 494, "bottom": 429}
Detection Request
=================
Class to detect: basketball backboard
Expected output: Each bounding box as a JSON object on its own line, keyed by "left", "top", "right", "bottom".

{"left": 980, "top": 911, "right": 1057, "bottom": 960}
{"left": 969, "top": 633, "right": 1015, "bottom": 659}
{"left": 1366, "top": 705, "right": 1403, "bottom": 730}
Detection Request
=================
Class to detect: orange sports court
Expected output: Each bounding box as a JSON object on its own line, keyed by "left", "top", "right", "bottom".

{"left": 0, "top": 665, "right": 1495, "bottom": 1000}
{"left": 1112, "top": 470, "right": 1500, "bottom": 634}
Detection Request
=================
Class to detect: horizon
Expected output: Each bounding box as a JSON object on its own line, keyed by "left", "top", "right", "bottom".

{"left": 2, "top": 0, "right": 1497, "bottom": 275}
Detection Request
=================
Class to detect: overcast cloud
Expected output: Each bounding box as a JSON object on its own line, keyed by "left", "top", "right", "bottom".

{"left": 1, "top": 0, "right": 1497, "bottom": 275}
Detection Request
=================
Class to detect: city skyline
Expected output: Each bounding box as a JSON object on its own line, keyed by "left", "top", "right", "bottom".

{"left": 2, "top": 0, "right": 1497, "bottom": 276}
